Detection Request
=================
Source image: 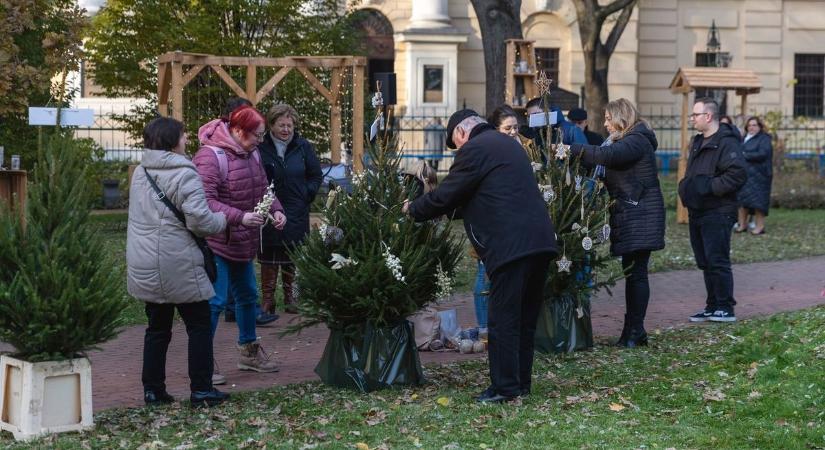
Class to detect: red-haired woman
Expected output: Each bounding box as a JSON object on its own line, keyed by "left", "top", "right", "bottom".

{"left": 193, "top": 106, "right": 286, "bottom": 376}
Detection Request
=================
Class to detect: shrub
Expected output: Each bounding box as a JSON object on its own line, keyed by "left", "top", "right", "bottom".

{"left": 771, "top": 170, "right": 825, "bottom": 209}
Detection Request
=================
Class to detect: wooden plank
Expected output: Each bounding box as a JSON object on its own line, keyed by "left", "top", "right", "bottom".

{"left": 157, "top": 62, "right": 171, "bottom": 116}
{"left": 352, "top": 65, "right": 365, "bottom": 172}
{"left": 161, "top": 52, "right": 367, "bottom": 68}
{"left": 330, "top": 104, "right": 342, "bottom": 164}
{"left": 171, "top": 61, "right": 184, "bottom": 121}
{"left": 246, "top": 65, "right": 257, "bottom": 103}
{"left": 329, "top": 68, "right": 343, "bottom": 161}
{"left": 255, "top": 67, "right": 292, "bottom": 104}
{"left": 296, "top": 66, "right": 334, "bottom": 103}
{"left": 180, "top": 64, "right": 205, "bottom": 88}
{"left": 677, "top": 91, "right": 689, "bottom": 224}
{"left": 210, "top": 65, "right": 247, "bottom": 99}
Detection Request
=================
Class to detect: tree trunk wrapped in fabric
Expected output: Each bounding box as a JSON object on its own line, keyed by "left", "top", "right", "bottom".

{"left": 526, "top": 74, "right": 623, "bottom": 353}
{"left": 284, "top": 101, "right": 463, "bottom": 392}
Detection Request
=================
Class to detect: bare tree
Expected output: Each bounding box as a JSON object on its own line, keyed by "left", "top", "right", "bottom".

{"left": 571, "top": 0, "right": 637, "bottom": 134}
{"left": 469, "top": 0, "right": 523, "bottom": 114}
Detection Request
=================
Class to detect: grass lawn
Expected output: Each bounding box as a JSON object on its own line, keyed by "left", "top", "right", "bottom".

{"left": 4, "top": 305, "right": 823, "bottom": 449}
{"left": 94, "top": 206, "right": 825, "bottom": 327}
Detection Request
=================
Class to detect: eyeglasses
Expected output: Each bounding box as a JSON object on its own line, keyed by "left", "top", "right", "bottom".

{"left": 689, "top": 112, "right": 709, "bottom": 118}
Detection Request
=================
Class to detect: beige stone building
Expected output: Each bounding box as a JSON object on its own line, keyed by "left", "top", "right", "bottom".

{"left": 351, "top": 0, "right": 825, "bottom": 117}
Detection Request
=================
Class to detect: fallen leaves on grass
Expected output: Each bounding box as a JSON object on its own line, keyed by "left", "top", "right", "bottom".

{"left": 608, "top": 403, "right": 625, "bottom": 412}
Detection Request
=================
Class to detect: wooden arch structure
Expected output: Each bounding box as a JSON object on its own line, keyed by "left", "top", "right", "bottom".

{"left": 157, "top": 51, "right": 367, "bottom": 170}
{"left": 669, "top": 67, "right": 762, "bottom": 223}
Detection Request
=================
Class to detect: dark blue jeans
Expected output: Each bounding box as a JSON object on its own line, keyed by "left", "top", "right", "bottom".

{"left": 689, "top": 213, "right": 737, "bottom": 312}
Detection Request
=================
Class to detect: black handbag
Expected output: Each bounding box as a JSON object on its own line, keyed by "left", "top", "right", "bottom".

{"left": 143, "top": 167, "right": 219, "bottom": 283}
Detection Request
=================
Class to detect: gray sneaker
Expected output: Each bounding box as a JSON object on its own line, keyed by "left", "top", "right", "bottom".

{"left": 689, "top": 310, "right": 714, "bottom": 322}
{"left": 708, "top": 310, "right": 736, "bottom": 322}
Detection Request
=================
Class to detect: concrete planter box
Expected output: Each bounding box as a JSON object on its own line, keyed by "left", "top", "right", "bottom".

{"left": 0, "top": 355, "right": 93, "bottom": 441}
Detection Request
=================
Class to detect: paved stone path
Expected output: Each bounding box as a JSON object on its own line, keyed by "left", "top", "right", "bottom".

{"left": 22, "top": 257, "right": 825, "bottom": 411}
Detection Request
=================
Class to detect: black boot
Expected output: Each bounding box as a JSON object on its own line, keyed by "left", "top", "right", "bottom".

{"left": 623, "top": 328, "right": 648, "bottom": 348}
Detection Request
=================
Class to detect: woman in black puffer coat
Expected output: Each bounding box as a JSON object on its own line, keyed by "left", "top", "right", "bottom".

{"left": 258, "top": 104, "right": 323, "bottom": 314}
{"left": 736, "top": 116, "right": 773, "bottom": 235}
{"left": 570, "top": 98, "right": 666, "bottom": 348}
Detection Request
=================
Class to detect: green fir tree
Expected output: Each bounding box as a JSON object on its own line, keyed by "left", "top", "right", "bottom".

{"left": 285, "top": 113, "right": 464, "bottom": 336}
{"left": 527, "top": 74, "right": 623, "bottom": 341}
{"left": 0, "top": 133, "right": 126, "bottom": 362}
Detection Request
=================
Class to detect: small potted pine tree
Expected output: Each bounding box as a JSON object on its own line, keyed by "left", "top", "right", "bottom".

{"left": 0, "top": 133, "right": 126, "bottom": 441}
{"left": 528, "top": 73, "right": 623, "bottom": 353}
{"left": 284, "top": 101, "right": 464, "bottom": 392}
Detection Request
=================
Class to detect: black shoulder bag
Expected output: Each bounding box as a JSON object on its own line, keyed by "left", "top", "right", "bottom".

{"left": 143, "top": 167, "right": 219, "bottom": 283}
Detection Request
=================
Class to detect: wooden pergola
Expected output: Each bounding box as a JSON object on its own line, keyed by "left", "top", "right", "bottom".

{"left": 157, "top": 51, "right": 367, "bottom": 171}
{"left": 669, "top": 67, "right": 762, "bottom": 223}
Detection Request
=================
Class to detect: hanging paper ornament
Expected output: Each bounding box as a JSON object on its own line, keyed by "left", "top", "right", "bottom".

{"left": 540, "top": 184, "right": 555, "bottom": 203}
{"left": 571, "top": 222, "right": 581, "bottom": 231}
{"left": 556, "top": 255, "right": 572, "bottom": 273}
{"left": 566, "top": 167, "right": 572, "bottom": 186}
{"left": 554, "top": 144, "right": 569, "bottom": 160}
{"left": 602, "top": 223, "right": 611, "bottom": 241}
{"left": 582, "top": 236, "right": 593, "bottom": 251}
{"left": 575, "top": 175, "right": 583, "bottom": 192}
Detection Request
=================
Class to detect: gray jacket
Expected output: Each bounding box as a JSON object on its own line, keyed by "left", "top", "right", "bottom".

{"left": 127, "top": 149, "right": 226, "bottom": 304}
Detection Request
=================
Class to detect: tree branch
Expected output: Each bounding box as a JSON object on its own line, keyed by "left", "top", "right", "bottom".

{"left": 604, "top": 0, "right": 636, "bottom": 54}
{"left": 597, "top": 0, "right": 636, "bottom": 20}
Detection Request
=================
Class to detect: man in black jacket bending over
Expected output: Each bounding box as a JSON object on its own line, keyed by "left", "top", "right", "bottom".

{"left": 403, "top": 109, "right": 558, "bottom": 403}
{"left": 678, "top": 97, "right": 747, "bottom": 323}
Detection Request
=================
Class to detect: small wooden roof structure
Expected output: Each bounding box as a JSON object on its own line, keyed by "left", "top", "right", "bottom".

{"left": 670, "top": 67, "right": 762, "bottom": 96}
{"left": 669, "top": 66, "right": 762, "bottom": 223}
{"left": 157, "top": 51, "right": 367, "bottom": 170}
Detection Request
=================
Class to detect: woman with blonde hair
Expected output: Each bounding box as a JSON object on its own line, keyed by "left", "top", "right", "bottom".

{"left": 258, "top": 104, "right": 323, "bottom": 314}
{"left": 569, "top": 98, "right": 666, "bottom": 347}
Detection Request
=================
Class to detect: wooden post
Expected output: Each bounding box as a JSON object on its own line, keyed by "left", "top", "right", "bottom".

{"left": 245, "top": 65, "right": 257, "bottom": 103}
{"left": 676, "top": 91, "right": 690, "bottom": 224}
{"left": 352, "top": 63, "right": 365, "bottom": 173}
{"left": 0, "top": 171, "right": 27, "bottom": 231}
{"left": 740, "top": 93, "right": 748, "bottom": 116}
{"left": 157, "top": 62, "right": 170, "bottom": 117}
{"left": 329, "top": 68, "right": 343, "bottom": 164}
{"left": 171, "top": 61, "right": 184, "bottom": 121}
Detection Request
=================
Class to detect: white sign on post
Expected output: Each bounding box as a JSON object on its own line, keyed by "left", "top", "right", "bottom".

{"left": 28, "top": 107, "right": 95, "bottom": 127}
{"left": 528, "top": 110, "right": 558, "bottom": 128}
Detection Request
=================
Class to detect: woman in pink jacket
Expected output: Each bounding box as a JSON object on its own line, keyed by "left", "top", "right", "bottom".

{"left": 193, "top": 106, "right": 286, "bottom": 376}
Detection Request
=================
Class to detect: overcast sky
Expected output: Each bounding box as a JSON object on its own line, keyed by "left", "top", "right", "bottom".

{"left": 78, "top": 0, "right": 105, "bottom": 13}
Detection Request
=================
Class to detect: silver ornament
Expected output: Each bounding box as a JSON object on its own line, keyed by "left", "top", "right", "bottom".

{"left": 575, "top": 175, "right": 583, "bottom": 192}
{"left": 602, "top": 223, "right": 611, "bottom": 241}
{"left": 582, "top": 236, "right": 593, "bottom": 251}
{"left": 556, "top": 255, "right": 572, "bottom": 273}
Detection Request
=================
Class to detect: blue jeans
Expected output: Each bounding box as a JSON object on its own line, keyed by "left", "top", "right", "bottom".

{"left": 210, "top": 255, "right": 258, "bottom": 345}
{"left": 473, "top": 261, "right": 490, "bottom": 328}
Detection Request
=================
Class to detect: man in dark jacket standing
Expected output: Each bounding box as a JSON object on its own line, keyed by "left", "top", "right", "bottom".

{"left": 403, "top": 110, "right": 558, "bottom": 403}
{"left": 678, "top": 97, "right": 747, "bottom": 323}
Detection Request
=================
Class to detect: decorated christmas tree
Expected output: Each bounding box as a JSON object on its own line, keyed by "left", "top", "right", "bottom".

{"left": 527, "top": 72, "right": 623, "bottom": 353}
{"left": 284, "top": 98, "right": 464, "bottom": 391}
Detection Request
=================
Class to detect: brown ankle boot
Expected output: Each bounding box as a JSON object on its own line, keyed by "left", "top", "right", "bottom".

{"left": 260, "top": 264, "right": 279, "bottom": 314}
{"left": 237, "top": 339, "right": 279, "bottom": 373}
{"left": 282, "top": 267, "right": 297, "bottom": 314}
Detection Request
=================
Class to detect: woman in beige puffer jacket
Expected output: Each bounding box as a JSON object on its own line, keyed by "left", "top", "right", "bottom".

{"left": 127, "top": 117, "right": 229, "bottom": 407}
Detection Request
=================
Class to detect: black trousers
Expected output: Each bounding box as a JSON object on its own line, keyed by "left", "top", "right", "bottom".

{"left": 621, "top": 250, "right": 652, "bottom": 330}
{"left": 487, "top": 252, "right": 553, "bottom": 397}
{"left": 142, "top": 301, "right": 213, "bottom": 394}
{"left": 689, "top": 213, "right": 737, "bottom": 311}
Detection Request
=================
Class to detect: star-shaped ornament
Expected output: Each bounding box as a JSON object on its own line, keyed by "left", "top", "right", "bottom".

{"left": 535, "top": 71, "right": 553, "bottom": 96}
{"left": 556, "top": 255, "right": 572, "bottom": 273}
